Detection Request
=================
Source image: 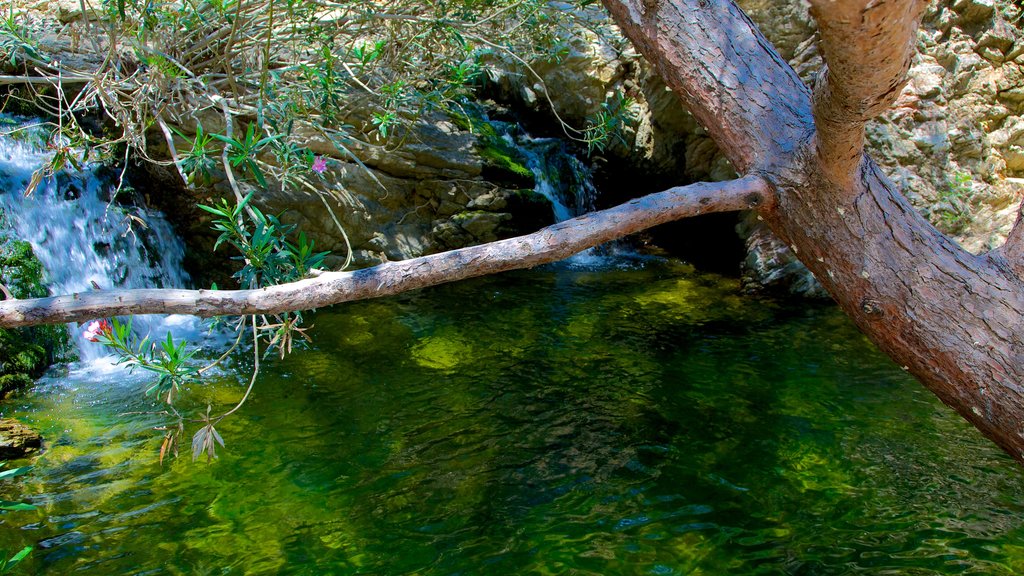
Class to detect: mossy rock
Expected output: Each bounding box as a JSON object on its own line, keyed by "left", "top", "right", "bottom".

{"left": 0, "top": 237, "right": 47, "bottom": 300}
{"left": 0, "top": 230, "right": 72, "bottom": 396}
{"left": 0, "top": 418, "right": 42, "bottom": 459}
{"left": 451, "top": 111, "right": 535, "bottom": 188}
{"left": 479, "top": 147, "right": 535, "bottom": 188}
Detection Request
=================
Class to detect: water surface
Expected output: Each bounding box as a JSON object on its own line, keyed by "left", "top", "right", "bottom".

{"left": 2, "top": 261, "right": 1023, "bottom": 574}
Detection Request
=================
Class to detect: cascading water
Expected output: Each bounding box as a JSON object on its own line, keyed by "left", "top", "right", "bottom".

{"left": 0, "top": 116, "right": 198, "bottom": 360}
{"left": 500, "top": 127, "right": 616, "bottom": 266}
{"left": 506, "top": 133, "right": 598, "bottom": 222}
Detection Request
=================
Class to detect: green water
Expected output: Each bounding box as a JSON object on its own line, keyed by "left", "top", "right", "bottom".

{"left": 2, "top": 260, "right": 1024, "bottom": 575}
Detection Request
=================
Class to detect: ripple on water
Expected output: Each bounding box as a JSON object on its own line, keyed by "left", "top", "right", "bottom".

{"left": 1, "top": 266, "right": 1024, "bottom": 574}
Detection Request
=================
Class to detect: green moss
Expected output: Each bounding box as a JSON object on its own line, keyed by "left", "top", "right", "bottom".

{"left": 0, "top": 373, "right": 33, "bottom": 395}
{"left": 0, "top": 237, "right": 47, "bottom": 299}
{"left": 450, "top": 210, "right": 492, "bottom": 223}
{"left": 0, "top": 226, "right": 72, "bottom": 396}
{"left": 451, "top": 110, "right": 535, "bottom": 187}
{"left": 478, "top": 146, "right": 534, "bottom": 181}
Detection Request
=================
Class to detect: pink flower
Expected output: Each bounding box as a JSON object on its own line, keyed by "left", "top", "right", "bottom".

{"left": 84, "top": 319, "right": 113, "bottom": 342}
{"left": 311, "top": 156, "right": 328, "bottom": 174}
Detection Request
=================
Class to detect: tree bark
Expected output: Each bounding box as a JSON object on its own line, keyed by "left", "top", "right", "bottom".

{"left": 0, "top": 177, "right": 768, "bottom": 326}
{"left": 809, "top": 0, "right": 927, "bottom": 183}
{"left": 605, "top": 0, "right": 1024, "bottom": 462}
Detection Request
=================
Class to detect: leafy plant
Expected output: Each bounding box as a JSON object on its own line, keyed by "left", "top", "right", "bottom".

{"left": 0, "top": 9, "right": 42, "bottom": 67}
{"left": 198, "top": 192, "right": 328, "bottom": 289}
{"left": 0, "top": 547, "right": 31, "bottom": 574}
{"left": 89, "top": 318, "right": 200, "bottom": 405}
{"left": 173, "top": 123, "right": 219, "bottom": 186}
{"left": 582, "top": 92, "right": 635, "bottom": 154}
{"left": 85, "top": 194, "right": 330, "bottom": 464}
{"left": 0, "top": 464, "right": 36, "bottom": 512}
{"left": 210, "top": 124, "right": 281, "bottom": 189}
{"left": 935, "top": 170, "right": 975, "bottom": 235}
{"left": 0, "top": 462, "right": 36, "bottom": 573}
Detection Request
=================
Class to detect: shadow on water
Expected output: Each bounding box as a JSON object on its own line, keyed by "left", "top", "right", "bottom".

{"left": 2, "top": 260, "right": 1024, "bottom": 575}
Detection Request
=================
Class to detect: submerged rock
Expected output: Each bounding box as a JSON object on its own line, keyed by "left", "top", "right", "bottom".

{"left": 0, "top": 418, "right": 42, "bottom": 459}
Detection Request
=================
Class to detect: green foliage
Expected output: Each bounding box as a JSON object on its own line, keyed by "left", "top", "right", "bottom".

{"left": 0, "top": 226, "right": 71, "bottom": 389}
{"left": 172, "top": 123, "right": 218, "bottom": 186}
{"left": 0, "top": 8, "right": 42, "bottom": 67}
{"left": 87, "top": 194, "right": 330, "bottom": 463}
{"left": 582, "top": 92, "right": 635, "bottom": 154}
{"left": 210, "top": 124, "right": 281, "bottom": 189}
{"left": 93, "top": 318, "right": 200, "bottom": 405}
{"left": 0, "top": 332, "right": 45, "bottom": 378}
{"left": 0, "top": 238, "right": 45, "bottom": 300}
{"left": 0, "top": 464, "right": 35, "bottom": 512}
{"left": 198, "top": 192, "right": 328, "bottom": 289}
{"left": 934, "top": 170, "right": 975, "bottom": 235}
{"left": 0, "top": 462, "right": 35, "bottom": 573}
{"left": 0, "top": 547, "right": 31, "bottom": 574}
{"left": 7, "top": 0, "right": 611, "bottom": 201}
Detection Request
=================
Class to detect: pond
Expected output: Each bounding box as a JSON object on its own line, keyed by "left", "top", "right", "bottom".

{"left": 1, "top": 259, "right": 1023, "bottom": 575}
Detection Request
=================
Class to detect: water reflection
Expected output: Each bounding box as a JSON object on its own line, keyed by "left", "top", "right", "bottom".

{"left": 2, "top": 262, "right": 1024, "bottom": 575}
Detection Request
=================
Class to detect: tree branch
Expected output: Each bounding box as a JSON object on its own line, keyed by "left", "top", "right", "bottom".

{"left": 809, "top": 0, "right": 928, "bottom": 183}
{"left": 0, "top": 176, "right": 771, "bottom": 327}
{"left": 604, "top": 0, "right": 1024, "bottom": 463}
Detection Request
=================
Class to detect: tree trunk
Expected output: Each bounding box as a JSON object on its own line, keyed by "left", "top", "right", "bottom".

{"left": 603, "top": 0, "right": 1024, "bottom": 461}
{"left": 2, "top": 0, "right": 1023, "bottom": 462}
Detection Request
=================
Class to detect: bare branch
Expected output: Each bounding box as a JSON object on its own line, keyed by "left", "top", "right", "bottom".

{"left": 0, "top": 176, "right": 771, "bottom": 327}
{"left": 809, "top": 0, "right": 928, "bottom": 183}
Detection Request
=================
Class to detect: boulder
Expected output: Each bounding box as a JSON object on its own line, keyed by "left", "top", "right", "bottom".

{"left": 0, "top": 419, "right": 42, "bottom": 459}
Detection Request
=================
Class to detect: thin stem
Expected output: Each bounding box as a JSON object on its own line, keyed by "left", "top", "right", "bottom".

{"left": 213, "top": 315, "right": 260, "bottom": 423}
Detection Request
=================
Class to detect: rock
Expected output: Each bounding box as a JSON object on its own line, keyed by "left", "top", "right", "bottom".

{"left": 911, "top": 64, "right": 946, "bottom": 100}
{"left": 952, "top": 0, "right": 996, "bottom": 24}
{"left": 0, "top": 419, "right": 42, "bottom": 459}
{"left": 454, "top": 211, "right": 511, "bottom": 242}
{"left": 734, "top": 0, "right": 816, "bottom": 61}
{"left": 738, "top": 213, "right": 829, "bottom": 299}
{"left": 431, "top": 189, "right": 552, "bottom": 250}
{"left": 151, "top": 100, "right": 558, "bottom": 273}
{"left": 53, "top": 0, "right": 105, "bottom": 23}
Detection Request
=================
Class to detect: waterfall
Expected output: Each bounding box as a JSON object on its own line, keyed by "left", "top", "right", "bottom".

{"left": 507, "top": 133, "right": 598, "bottom": 222}
{"left": 501, "top": 127, "right": 614, "bottom": 266}
{"left": 0, "top": 116, "right": 199, "bottom": 360}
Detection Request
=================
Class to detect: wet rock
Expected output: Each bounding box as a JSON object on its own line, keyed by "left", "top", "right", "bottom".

{"left": 37, "top": 531, "right": 85, "bottom": 549}
{"left": 0, "top": 419, "right": 42, "bottom": 459}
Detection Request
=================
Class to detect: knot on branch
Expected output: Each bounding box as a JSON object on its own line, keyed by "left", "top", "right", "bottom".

{"left": 860, "top": 297, "right": 884, "bottom": 317}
